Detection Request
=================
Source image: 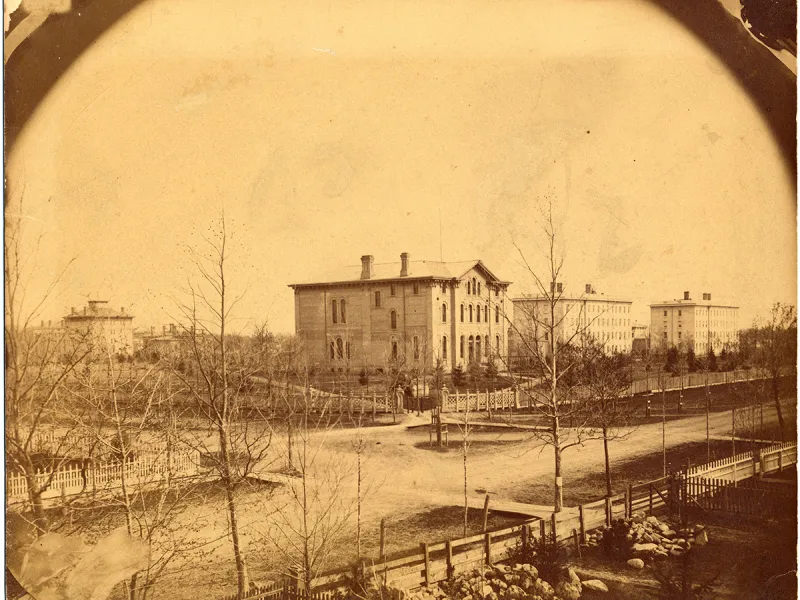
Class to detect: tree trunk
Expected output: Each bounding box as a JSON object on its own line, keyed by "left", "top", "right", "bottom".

{"left": 602, "top": 425, "right": 612, "bottom": 498}
{"left": 219, "top": 426, "right": 247, "bottom": 599}
{"left": 553, "top": 416, "right": 563, "bottom": 513}
{"left": 772, "top": 375, "right": 786, "bottom": 441}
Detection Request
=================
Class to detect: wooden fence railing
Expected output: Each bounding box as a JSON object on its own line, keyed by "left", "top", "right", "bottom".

{"left": 218, "top": 442, "right": 796, "bottom": 600}
{"left": 440, "top": 388, "right": 518, "bottom": 413}
{"left": 7, "top": 447, "right": 200, "bottom": 504}
{"left": 680, "top": 476, "right": 797, "bottom": 517}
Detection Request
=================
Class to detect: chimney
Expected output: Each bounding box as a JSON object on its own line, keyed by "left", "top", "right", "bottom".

{"left": 162, "top": 325, "right": 167, "bottom": 336}
{"left": 400, "top": 252, "right": 410, "bottom": 277}
{"left": 360, "top": 255, "right": 374, "bottom": 280}
{"left": 40, "top": 320, "right": 44, "bottom": 327}
{"left": 585, "top": 284, "right": 592, "bottom": 294}
{"left": 120, "top": 306, "right": 125, "bottom": 314}
{"left": 683, "top": 291, "right": 690, "bottom": 300}
{"left": 170, "top": 324, "right": 176, "bottom": 335}
{"left": 151, "top": 326, "right": 155, "bottom": 335}
{"left": 557, "top": 283, "right": 563, "bottom": 294}
{"left": 71, "top": 306, "right": 76, "bottom": 315}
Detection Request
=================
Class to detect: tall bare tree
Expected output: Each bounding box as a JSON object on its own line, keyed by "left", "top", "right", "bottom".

{"left": 174, "top": 216, "right": 273, "bottom": 599}
{"left": 504, "top": 199, "right": 602, "bottom": 512}
{"left": 4, "top": 205, "right": 95, "bottom": 534}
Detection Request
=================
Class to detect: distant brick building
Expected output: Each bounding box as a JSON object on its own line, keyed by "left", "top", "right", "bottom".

{"left": 289, "top": 254, "right": 512, "bottom": 372}
{"left": 64, "top": 300, "right": 134, "bottom": 357}
{"left": 649, "top": 291, "right": 739, "bottom": 354}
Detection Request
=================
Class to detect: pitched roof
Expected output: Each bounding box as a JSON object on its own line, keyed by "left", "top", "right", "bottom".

{"left": 289, "top": 259, "right": 510, "bottom": 287}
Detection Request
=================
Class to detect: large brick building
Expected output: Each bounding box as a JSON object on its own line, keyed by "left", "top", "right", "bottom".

{"left": 64, "top": 300, "right": 135, "bottom": 357}
{"left": 289, "top": 254, "right": 512, "bottom": 372}
{"left": 510, "top": 283, "right": 633, "bottom": 367}
{"left": 649, "top": 291, "right": 738, "bottom": 354}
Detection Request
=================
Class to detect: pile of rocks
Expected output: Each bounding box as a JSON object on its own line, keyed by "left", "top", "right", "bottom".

{"left": 402, "top": 564, "right": 608, "bottom": 600}
{"left": 593, "top": 513, "right": 708, "bottom": 568}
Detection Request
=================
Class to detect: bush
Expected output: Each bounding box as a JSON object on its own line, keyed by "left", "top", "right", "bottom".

{"left": 600, "top": 518, "right": 633, "bottom": 559}
{"left": 506, "top": 532, "right": 568, "bottom": 585}
{"left": 358, "top": 368, "right": 369, "bottom": 387}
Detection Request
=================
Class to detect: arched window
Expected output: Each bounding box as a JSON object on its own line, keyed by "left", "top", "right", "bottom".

{"left": 468, "top": 336, "right": 474, "bottom": 363}
{"left": 336, "top": 338, "right": 344, "bottom": 359}
{"left": 472, "top": 278, "right": 477, "bottom": 294}
{"left": 442, "top": 303, "right": 447, "bottom": 323}
{"left": 476, "top": 336, "right": 482, "bottom": 360}
{"left": 476, "top": 305, "right": 481, "bottom": 323}
{"left": 466, "top": 281, "right": 471, "bottom": 294}
{"left": 332, "top": 299, "right": 338, "bottom": 324}
{"left": 346, "top": 341, "right": 351, "bottom": 359}
{"left": 496, "top": 335, "right": 500, "bottom": 352}
{"left": 340, "top": 298, "right": 346, "bottom": 323}
{"left": 478, "top": 282, "right": 481, "bottom": 295}
{"left": 460, "top": 336, "right": 465, "bottom": 359}
{"left": 392, "top": 340, "right": 398, "bottom": 360}
{"left": 469, "top": 305, "right": 473, "bottom": 322}
{"left": 390, "top": 310, "right": 397, "bottom": 330}
{"left": 484, "top": 305, "right": 488, "bottom": 322}
{"left": 442, "top": 336, "right": 448, "bottom": 361}
{"left": 375, "top": 291, "right": 381, "bottom": 307}
{"left": 330, "top": 341, "right": 335, "bottom": 360}
{"left": 495, "top": 305, "right": 499, "bottom": 324}
{"left": 484, "top": 336, "right": 489, "bottom": 357}
{"left": 413, "top": 336, "right": 420, "bottom": 359}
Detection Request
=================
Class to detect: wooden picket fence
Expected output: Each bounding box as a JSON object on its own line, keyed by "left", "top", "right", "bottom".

{"left": 440, "top": 388, "right": 518, "bottom": 413}
{"left": 7, "top": 447, "right": 200, "bottom": 505}
{"left": 679, "top": 476, "right": 797, "bottom": 517}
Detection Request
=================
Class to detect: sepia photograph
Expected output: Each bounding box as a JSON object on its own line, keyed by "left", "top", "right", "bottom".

{"left": 3, "top": 0, "right": 798, "bottom": 599}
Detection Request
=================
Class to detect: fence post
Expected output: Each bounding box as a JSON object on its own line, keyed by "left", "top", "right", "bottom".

{"left": 522, "top": 523, "right": 529, "bottom": 550}
{"left": 550, "top": 512, "right": 558, "bottom": 544}
{"left": 539, "top": 519, "right": 546, "bottom": 543}
{"left": 372, "top": 393, "right": 376, "bottom": 421}
{"left": 578, "top": 505, "right": 586, "bottom": 543}
{"left": 484, "top": 532, "right": 493, "bottom": 565}
{"left": 628, "top": 484, "right": 634, "bottom": 517}
{"left": 572, "top": 529, "right": 581, "bottom": 559}
{"left": 482, "top": 494, "right": 490, "bottom": 532}
{"left": 379, "top": 518, "right": 386, "bottom": 560}
{"left": 649, "top": 483, "right": 653, "bottom": 514}
{"left": 421, "top": 542, "right": 430, "bottom": 587}
{"left": 605, "top": 497, "right": 612, "bottom": 526}
{"left": 445, "top": 540, "right": 454, "bottom": 580}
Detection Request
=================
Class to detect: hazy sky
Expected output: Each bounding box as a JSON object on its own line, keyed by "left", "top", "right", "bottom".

{"left": 7, "top": 0, "right": 796, "bottom": 334}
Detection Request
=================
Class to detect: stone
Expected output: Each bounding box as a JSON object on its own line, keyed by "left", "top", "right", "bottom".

{"left": 555, "top": 581, "right": 581, "bottom": 600}
{"left": 567, "top": 568, "right": 581, "bottom": 587}
{"left": 480, "top": 584, "right": 494, "bottom": 598}
{"left": 627, "top": 558, "right": 645, "bottom": 570}
{"left": 694, "top": 530, "right": 708, "bottom": 546}
{"left": 533, "top": 579, "right": 555, "bottom": 599}
{"left": 646, "top": 516, "right": 659, "bottom": 525}
{"left": 632, "top": 542, "right": 659, "bottom": 554}
{"left": 670, "top": 547, "right": 685, "bottom": 557}
{"left": 642, "top": 533, "right": 655, "bottom": 544}
{"left": 582, "top": 580, "right": 609, "bottom": 593}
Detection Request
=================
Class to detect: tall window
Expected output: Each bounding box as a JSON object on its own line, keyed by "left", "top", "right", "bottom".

{"left": 442, "top": 336, "right": 448, "bottom": 361}
{"left": 390, "top": 283, "right": 397, "bottom": 296}
{"left": 476, "top": 306, "right": 481, "bottom": 323}
{"left": 478, "top": 282, "right": 481, "bottom": 295}
{"left": 484, "top": 336, "right": 489, "bottom": 356}
{"left": 496, "top": 335, "right": 500, "bottom": 352}
{"left": 476, "top": 336, "right": 482, "bottom": 360}
{"left": 495, "top": 288, "right": 499, "bottom": 297}
{"left": 468, "top": 336, "right": 474, "bottom": 362}
{"left": 375, "top": 291, "right": 382, "bottom": 307}
{"left": 332, "top": 299, "right": 338, "bottom": 324}
{"left": 442, "top": 303, "right": 447, "bottom": 323}
{"left": 340, "top": 298, "right": 346, "bottom": 323}
{"left": 346, "top": 341, "right": 351, "bottom": 359}
{"left": 441, "top": 282, "right": 447, "bottom": 293}
{"left": 469, "top": 305, "right": 473, "bottom": 322}
{"left": 460, "top": 336, "right": 465, "bottom": 359}
{"left": 392, "top": 340, "right": 398, "bottom": 360}
{"left": 330, "top": 341, "right": 335, "bottom": 360}
{"left": 336, "top": 337, "right": 344, "bottom": 359}
{"left": 412, "top": 282, "right": 419, "bottom": 295}
{"left": 390, "top": 310, "right": 397, "bottom": 329}
{"left": 460, "top": 304, "right": 464, "bottom": 322}
{"left": 495, "top": 305, "right": 499, "bottom": 323}
{"left": 466, "top": 281, "right": 471, "bottom": 294}
{"left": 484, "top": 305, "right": 488, "bottom": 322}
{"left": 413, "top": 336, "right": 420, "bottom": 359}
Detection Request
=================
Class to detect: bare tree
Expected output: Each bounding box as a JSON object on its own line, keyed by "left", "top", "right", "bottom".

{"left": 173, "top": 216, "right": 273, "bottom": 599}
{"left": 752, "top": 303, "right": 797, "bottom": 441}
{"left": 580, "top": 341, "right": 637, "bottom": 497}
{"left": 502, "top": 198, "right": 603, "bottom": 512}
{"left": 4, "top": 205, "right": 95, "bottom": 534}
{"left": 456, "top": 399, "right": 472, "bottom": 537}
